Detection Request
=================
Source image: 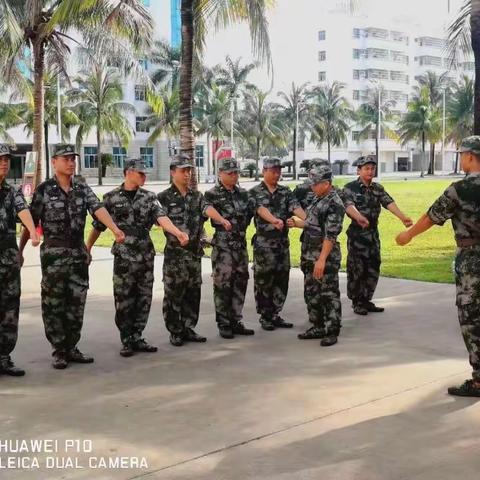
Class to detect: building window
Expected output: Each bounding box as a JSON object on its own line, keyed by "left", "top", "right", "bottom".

{"left": 140, "top": 147, "right": 154, "bottom": 168}
{"left": 353, "top": 69, "right": 367, "bottom": 80}
{"left": 318, "top": 30, "right": 326, "bottom": 41}
{"left": 84, "top": 147, "right": 97, "bottom": 169}
{"left": 195, "top": 145, "right": 204, "bottom": 168}
{"left": 135, "top": 85, "right": 147, "bottom": 101}
{"left": 318, "top": 71, "right": 326, "bottom": 82}
{"left": 318, "top": 51, "right": 326, "bottom": 61}
{"left": 353, "top": 28, "right": 361, "bottom": 38}
{"left": 353, "top": 90, "right": 360, "bottom": 100}
{"left": 352, "top": 131, "right": 360, "bottom": 142}
{"left": 113, "top": 147, "right": 127, "bottom": 168}
{"left": 136, "top": 116, "right": 149, "bottom": 132}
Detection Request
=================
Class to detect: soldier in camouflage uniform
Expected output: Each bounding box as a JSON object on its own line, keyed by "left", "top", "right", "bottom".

{"left": 204, "top": 158, "right": 255, "bottom": 339}
{"left": 87, "top": 159, "right": 187, "bottom": 357}
{"left": 0, "top": 145, "right": 39, "bottom": 376}
{"left": 249, "top": 158, "right": 306, "bottom": 331}
{"left": 341, "top": 155, "right": 412, "bottom": 315}
{"left": 19, "top": 144, "right": 125, "bottom": 369}
{"left": 293, "top": 158, "right": 331, "bottom": 209}
{"left": 158, "top": 155, "right": 211, "bottom": 347}
{"left": 397, "top": 135, "right": 480, "bottom": 397}
{"left": 288, "top": 165, "right": 345, "bottom": 346}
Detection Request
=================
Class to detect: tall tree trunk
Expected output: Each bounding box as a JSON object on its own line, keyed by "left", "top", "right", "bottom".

{"left": 292, "top": 126, "right": 297, "bottom": 180}
{"left": 421, "top": 131, "right": 425, "bottom": 178}
{"left": 180, "top": 0, "right": 197, "bottom": 189}
{"left": 454, "top": 148, "right": 459, "bottom": 173}
{"left": 206, "top": 133, "right": 211, "bottom": 176}
{"left": 375, "top": 134, "right": 379, "bottom": 177}
{"left": 44, "top": 121, "right": 50, "bottom": 180}
{"left": 471, "top": 0, "right": 480, "bottom": 133}
{"left": 255, "top": 138, "right": 260, "bottom": 181}
{"left": 32, "top": 39, "right": 45, "bottom": 187}
{"left": 428, "top": 143, "right": 435, "bottom": 175}
{"left": 327, "top": 137, "right": 331, "bottom": 164}
{"left": 97, "top": 112, "right": 102, "bottom": 186}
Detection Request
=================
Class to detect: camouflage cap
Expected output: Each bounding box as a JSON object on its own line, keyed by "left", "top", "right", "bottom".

{"left": 352, "top": 155, "right": 377, "bottom": 167}
{"left": 309, "top": 158, "right": 330, "bottom": 169}
{"left": 0, "top": 144, "right": 12, "bottom": 158}
{"left": 124, "top": 158, "right": 147, "bottom": 173}
{"left": 308, "top": 164, "right": 333, "bottom": 185}
{"left": 218, "top": 157, "right": 239, "bottom": 173}
{"left": 263, "top": 157, "right": 282, "bottom": 169}
{"left": 457, "top": 135, "right": 480, "bottom": 155}
{"left": 52, "top": 144, "right": 80, "bottom": 157}
{"left": 170, "top": 154, "right": 194, "bottom": 169}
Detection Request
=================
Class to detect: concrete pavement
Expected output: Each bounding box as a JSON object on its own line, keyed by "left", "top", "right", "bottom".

{"left": 1, "top": 245, "right": 479, "bottom": 480}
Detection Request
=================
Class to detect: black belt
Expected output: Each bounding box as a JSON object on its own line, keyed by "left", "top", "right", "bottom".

{"left": 257, "top": 229, "right": 288, "bottom": 240}
{"left": 0, "top": 235, "right": 17, "bottom": 249}
{"left": 43, "top": 238, "right": 84, "bottom": 248}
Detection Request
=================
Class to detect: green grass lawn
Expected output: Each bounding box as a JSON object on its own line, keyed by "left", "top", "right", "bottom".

{"left": 85, "top": 178, "right": 457, "bottom": 284}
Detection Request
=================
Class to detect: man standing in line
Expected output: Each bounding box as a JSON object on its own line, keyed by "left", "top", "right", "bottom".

{"left": 0, "top": 145, "right": 40, "bottom": 376}
{"left": 158, "top": 155, "right": 210, "bottom": 347}
{"left": 19, "top": 144, "right": 125, "bottom": 369}
{"left": 87, "top": 159, "right": 188, "bottom": 356}
{"left": 204, "top": 158, "right": 255, "bottom": 339}
{"left": 288, "top": 165, "right": 345, "bottom": 346}
{"left": 396, "top": 136, "right": 480, "bottom": 397}
{"left": 249, "top": 158, "right": 306, "bottom": 331}
{"left": 342, "top": 155, "right": 412, "bottom": 315}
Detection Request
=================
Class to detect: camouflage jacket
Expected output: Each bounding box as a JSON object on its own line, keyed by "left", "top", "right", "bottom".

{"left": 301, "top": 189, "right": 345, "bottom": 263}
{"left": 158, "top": 184, "right": 206, "bottom": 256}
{"left": 427, "top": 173, "right": 480, "bottom": 243}
{"left": 30, "top": 176, "right": 102, "bottom": 247}
{"left": 204, "top": 182, "right": 253, "bottom": 249}
{"left": 341, "top": 178, "right": 394, "bottom": 232}
{"left": 93, "top": 184, "right": 165, "bottom": 260}
{"left": 293, "top": 182, "right": 315, "bottom": 210}
{"left": 249, "top": 182, "right": 300, "bottom": 245}
{"left": 0, "top": 180, "right": 28, "bottom": 238}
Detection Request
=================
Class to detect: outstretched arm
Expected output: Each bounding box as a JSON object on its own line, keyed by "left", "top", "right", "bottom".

{"left": 396, "top": 214, "right": 434, "bottom": 245}
{"left": 387, "top": 202, "right": 413, "bottom": 227}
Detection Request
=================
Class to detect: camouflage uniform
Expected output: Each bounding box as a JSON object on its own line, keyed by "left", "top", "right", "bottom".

{"left": 427, "top": 172, "right": 480, "bottom": 382}
{"left": 204, "top": 165, "right": 253, "bottom": 330}
{"left": 30, "top": 175, "right": 103, "bottom": 353}
{"left": 158, "top": 183, "right": 205, "bottom": 336}
{"left": 93, "top": 182, "right": 165, "bottom": 347}
{"left": 293, "top": 159, "right": 331, "bottom": 209}
{"left": 249, "top": 177, "right": 300, "bottom": 323}
{"left": 0, "top": 179, "right": 28, "bottom": 360}
{"left": 341, "top": 171, "right": 394, "bottom": 307}
{"left": 301, "top": 167, "right": 345, "bottom": 337}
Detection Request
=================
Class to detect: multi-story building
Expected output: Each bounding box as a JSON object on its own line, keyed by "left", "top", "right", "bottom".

{"left": 310, "top": 14, "right": 472, "bottom": 173}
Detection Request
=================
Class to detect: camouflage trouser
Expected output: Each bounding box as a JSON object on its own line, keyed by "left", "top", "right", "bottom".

{"left": 253, "top": 238, "right": 290, "bottom": 319}
{"left": 301, "top": 244, "right": 342, "bottom": 335}
{"left": 211, "top": 245, "right": 249, "bottom": 329}
{"left": 0, "top": 249, "right": 20, "bottom": 358}
{"left": 113, "top": 254, "right": 154, "bottom": 346}
{"left": 455, "top": 247, "right": 480, "bottom": 380}
{"left": 40, "top": 246, "right": 89, "bottom": 352}
{"left": 163, "top": 249, "right": 202, "bottom": 335}
{"left": 346, "top": 228, "right": 381, "bottom": 305}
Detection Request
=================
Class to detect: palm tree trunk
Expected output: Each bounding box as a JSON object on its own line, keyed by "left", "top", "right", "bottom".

{"left": 327, "top": 138, "right": 331, "bottom": 163}
{"left": 292, "top": 126, "right": 297, "bottom": 180}
{"left": 471, "top": 0, "right": 480, "bottom": 133}
{"left": 429, "top": 143, "right": 435, "bottom": 175}
{"left": 206, "top": 133, "right": 211, "bottom": 176}
{"left": 97, "top": 112, "right": 102, "bottom": 186}
{"left": 421, "top": 132, "right": 425, "bottom": 178}
{"left": 454, "top": 148, "right": 459, "bottom": 173}
{"left": 44, "top": 121, "right": 50, "bottom": 180}
{"left": 180, "top": 0, "right": 197, "bottom": 189}
{"left": 375, "top": 135, "right": 379, "bottom": 177}
{"left": 32, "top": 39, "right": 45, "bottom": 186}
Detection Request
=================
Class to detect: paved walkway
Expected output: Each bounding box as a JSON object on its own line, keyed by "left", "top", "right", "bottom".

{"left": 1, "top": 246, "right": 479, "bottom": 479}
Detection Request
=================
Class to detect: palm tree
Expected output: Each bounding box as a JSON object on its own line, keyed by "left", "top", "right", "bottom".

{"left": 0, "top": 102, "right": 23, "bottom": 143}
{"left": 215, "top": 56, "right": 257, "bottom": 109}
{"left": 356, "top": 86, "right": 396, "bottom": 172}
{"left": 276, "top": 82, "right": 310, "bottom": 180}
{"left": 0, "top": 0, "right": 153, "bottom": 184}
{"left": 194, "top": 82, "right": 232, "bottom": 175}
{"left": 69, "top": 64, "right": 135, "bottom": 185}
{"left": 144, "top": 87, "right": 180, "bottom": 155}
{"left": 237, "top": 88, "right": 286, "bottom": 180}
{"left": 149, "top": 39, "right": 182, "bottom": 88}
{"left": 309, "top": 81, "right": 354, "bottom": 163}
{"left": 414, "top": 71, "right": 451, "bottom": 174}
{"left": 448, "top": 75, "right": 474, "bottom": 172}
{"left": 447, "top": 0, "right": 480, "bottom": 133}
{"left": 179, "top": 0, "right": 274, "bottom": 188}
{"left": 398, "top": 87, "right": 440, "bottom": 178}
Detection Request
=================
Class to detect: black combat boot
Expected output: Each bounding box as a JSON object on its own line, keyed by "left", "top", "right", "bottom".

{"left": 67, "top": 348, "right": 94, "bottom": 363}
{"left": 448, "top": 379, "right": 480, "bottom": 397}
{"left": 184, "top": 328, "right": 207, "bottom": 343}
{"left": 297, "top": 326, "right": 326, "bottom": 340}
{"left": 320, "top": 328, "right": 340, "bottom": 347}
{"left": 52, "top": 350, "right": 68, "bottom": 369}
{"left": 232, "top": 322, "right": 255, "bottom": 335}
{"left": 365, "top": 301, "right": 384, "bottom": 313}
{"left": 133, "top": 339, "right": 158, "bottom": 352}
{"left": 260, "top": 316, "right": 275, "bottom": 331}
{"left": 219, "top": 327, "right": 234, "bottom": 339}
{"left": 170, "top": 333, "right": 185, "bottom": 346}
{"left": 0, "top": 356, "right": 25, "bottom": 376}
{"left": 272, "top": 315, "right": 293, "bottom": 328}
{"left": 120, "top": 344, "right": 135, "bottom": 357}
